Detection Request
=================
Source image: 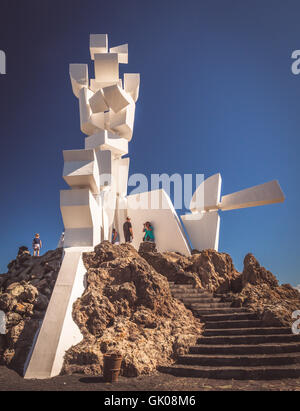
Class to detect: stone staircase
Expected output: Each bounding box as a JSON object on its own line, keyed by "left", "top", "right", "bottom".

{"left": 161, "top": 283, "right": 300, "bottom": 380}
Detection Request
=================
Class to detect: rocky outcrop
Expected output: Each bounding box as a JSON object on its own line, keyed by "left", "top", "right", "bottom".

{"left": 222, "top": 254, "right": 300, "bottom": 327}
{"left": 0, "top": 247, "right": 63, "bottom": 373}
{"left": 139, "top": 247, "right": 300, "bottom": 328}
{"left": 62, "top": 242, "right": 202, "bottom": 377}
{"left": 139, "top": 244, "right": 240, "bottom": 293}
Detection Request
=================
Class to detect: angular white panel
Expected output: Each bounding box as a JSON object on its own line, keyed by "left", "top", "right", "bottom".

{"left": 60, "top": 188, "right": 101, "bottom": 247}
{"left": 110, "top": 43, "right": 128, "bottom": 64}
{"left": 181, "top": 211, "right": 220, "bottom": 251}
{"left": 69, "top": 64, "right": 88, "bottom": 98}
{"left": 94, "top": 53, "right": 119, "bottom": 83}
{"left": 90, "top": 112, "right": 106, "bottom": 131}
{"left": 124, "top": 73, "right": 140, "bottom": 103}
{"left": 220, "top": 180, "right": 285, "bottom": 211}
{"left": 190, "top": 173, "right": 222, "bottom": 212}
{"left": 127, "top": 189, "right": 191, "bottom": 256}
{"left": 112, "top": 157, "right": 130, "bottom": 197}
{"left": 89, "top": 89, "right": 109, "bottom": 113}
{"left": 24, "top": 249, "right": 91, "bottom": 379}
{"left": 63, "top": 149, "right": 100, "bottom": 194}
{"left": 96, "top": 150, "right": 113, "bottom": 189}
{"left": 85, "top": 131, "right": 128, "bottom": 156}
{"left": 89, "top": 79, "right": 122, "bottom": 93}
{"left": 109, "top": 103, "right": 136, "bottom": 141}
{"left": 78, "top": 87, "right": 98, "bottom": 135}
{"left": 102, "top": 84, "right": 132, "bottom": 113}
{"left": 90, "top": 34, "right": 108, "bottom": 60}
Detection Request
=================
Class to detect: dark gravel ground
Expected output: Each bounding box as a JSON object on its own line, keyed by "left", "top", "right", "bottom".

{"left": 0, "top": 366, "right": 300, "bottom": 391}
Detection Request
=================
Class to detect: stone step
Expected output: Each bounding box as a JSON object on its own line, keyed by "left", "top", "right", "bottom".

{"left": 197, "top": 334, "right": 300, "bottom": 345}
{"left": 199, "top": 312, "right": 258, "bottom": 322}
{"left": 205, "top": 320, "right": 263, "bottom": 329}
{"left": 169, "top": 284, "right": 194, "bottom": 289}
{"left": 193, "top": 307, "right": 249, "bottom": 315}
{"left": 204, "top": 327, "right": 292, "bottom": 336}
{"left": 170, "top": 288, "right": 205, "bottom": 295}
{"left": 190, "top": 302, "right": 232, "bottom": 309}
{"left": 178, "top": 353, "right": 300, "bottom": 367}
{"left": 181, "top": 297, "right": 221, "bottom": 304}
{"left": 190, "top": 342, "right": 300, "bottom": 355}
{"left": 173, "top": 293, "right": 213, "bottom": 299}
{"left": 159, "top": 363, "right": 300, "bottom": 380}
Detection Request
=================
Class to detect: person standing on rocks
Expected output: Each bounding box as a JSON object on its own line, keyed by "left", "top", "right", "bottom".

{"left": 111, "top": 228, "right": 120, "bottom": 245}
{"left": 32, "top": 233, "right": 42, "bottom": 257}
{"left": 123, "top": 217, "right": 133, "bottom": 243}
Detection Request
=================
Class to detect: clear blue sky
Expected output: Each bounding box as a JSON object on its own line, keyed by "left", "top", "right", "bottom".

{"left": 0, "top": 0, "right": 299, "bottom": 286}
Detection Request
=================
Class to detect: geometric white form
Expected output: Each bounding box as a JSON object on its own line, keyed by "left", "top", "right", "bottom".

{"left": 109, "top": 102, "right": 136, "bottom": 141}
{"left": 127, "top": 189, "right": 191, "bottom": 256}
{"left": 220, "top": 180, "right": 285, "bottom": 211}
{"left": 112, "top": 157, "right": 130, "bottom": 197}
{"left": 182, "top": 175, "right": 285, "bottom": 252}
{"left": 89, "top": 89, "right": 109, "bottom": 113}
{"left": 102, "top": 84, "right": 132, "bottom": 113}
{"left": 63, "top": 149, "right": 100, "bottom": 194}
{"left": 90, "top": 34, "right": 108, "bottom": 60}
{"left": 78, "top": 87, "right": 99, "bottom": 135}
{"left": 85, "top": 131, "right": 128, "bottom": 157}
{"left": 110, "top": 44, "right": 128, "bottom": 64}
{"left": 24, "top": 248, "right": 92, "bottom": 379}
{"left": 124, "top": 73, "right": 140, "bottom": 103}
{"left": 69, "top": 64, "right": 88, "bottom": 98}
{"left": 96, "top": 150, "right": 113, "bottom": 189}
{"left": 94, "top": 53, "right": 119, "bottom": 83}
{"left": 90, "top": 112, "right": 106, "bottom": 131}
{"left": 89, "top": 79, "right": 122, "bottom": 93}
{"left": 190, "top": 173, "right": 222, "bottom": 212}
{"left": 60, "top": 188, "right": 101, "bottom": 247}
{"left": 181, "top": 211, "right": 220, "bottom": 251}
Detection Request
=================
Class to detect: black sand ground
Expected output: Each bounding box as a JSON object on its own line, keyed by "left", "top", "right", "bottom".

{"left": 0, "top": 366, "right": 300, "bottom": 391}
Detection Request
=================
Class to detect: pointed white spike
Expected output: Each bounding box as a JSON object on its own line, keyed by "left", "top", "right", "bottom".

{"left": 220, "top": 180, "right": 285, "bottom": 211}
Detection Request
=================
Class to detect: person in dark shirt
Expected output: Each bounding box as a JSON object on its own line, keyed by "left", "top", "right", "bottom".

{"left": 32, "top": 233, "right": 42, "bottom": 256}
{"left": 123, "top": 217, "right": 133, "bottom": 243}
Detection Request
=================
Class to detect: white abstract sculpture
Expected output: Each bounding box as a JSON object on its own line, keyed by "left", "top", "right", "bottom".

{"left": 24, "top": 34, "right": 285, "bottom": 380}
{"left": 182, "top": 174, "right": 285, "bottom": 252}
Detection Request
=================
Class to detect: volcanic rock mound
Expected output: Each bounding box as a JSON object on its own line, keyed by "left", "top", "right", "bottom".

{"left": 0, "top": 247, "right": 63, "bottom": 374}
{"left": 62, "top": 242, "right": 202, "bottom": 377}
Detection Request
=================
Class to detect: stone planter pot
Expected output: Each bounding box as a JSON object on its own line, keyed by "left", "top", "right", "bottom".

{"left": 103, "top": 354, "right": 123, "bottom": 382}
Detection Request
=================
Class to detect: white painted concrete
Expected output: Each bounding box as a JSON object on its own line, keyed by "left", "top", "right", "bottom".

{"left": 94, "top": 53, "right": 119, "bottom": 83}
{"left": 220, "top": 180, "right": 285, "bottom": 211}
{"left": 63, "top": 149, "right": 100, "bottom": 194}
{"left": 110, "top": 44, "right": 128, "bottom": 64}
{"left": 124, "top": 74, "right": 140, "bottom": 102}
{"left": 190, "top": 173, "right": 222, "bottom": 212}
{"left": 60, "top": 188, "right": 101, "bottom": 247}
{"left": 85, "top": 131, "right": 128, "bottom": 157}
{"left": 24, "top": 248, "right": 92, "bottom": 379}
{"left": 182, "top": 211, "right": 220, "bottom": 251}
{"left": 69, "top": 64, "right": 88, "bottom": 98}
{"left": 90, "top": 34, "right": 108, "bottom": 59}
{"left": 127, "top": 189, "right": 191, "bottom": 256}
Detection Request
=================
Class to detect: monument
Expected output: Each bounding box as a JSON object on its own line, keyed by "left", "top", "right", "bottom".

{"left": 24, "top": 34, "right": 285, "bottom": 379}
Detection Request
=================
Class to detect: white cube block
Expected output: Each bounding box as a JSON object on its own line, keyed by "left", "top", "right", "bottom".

{"left": 90, "top": 34, "right": 108, "bottom": 60}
